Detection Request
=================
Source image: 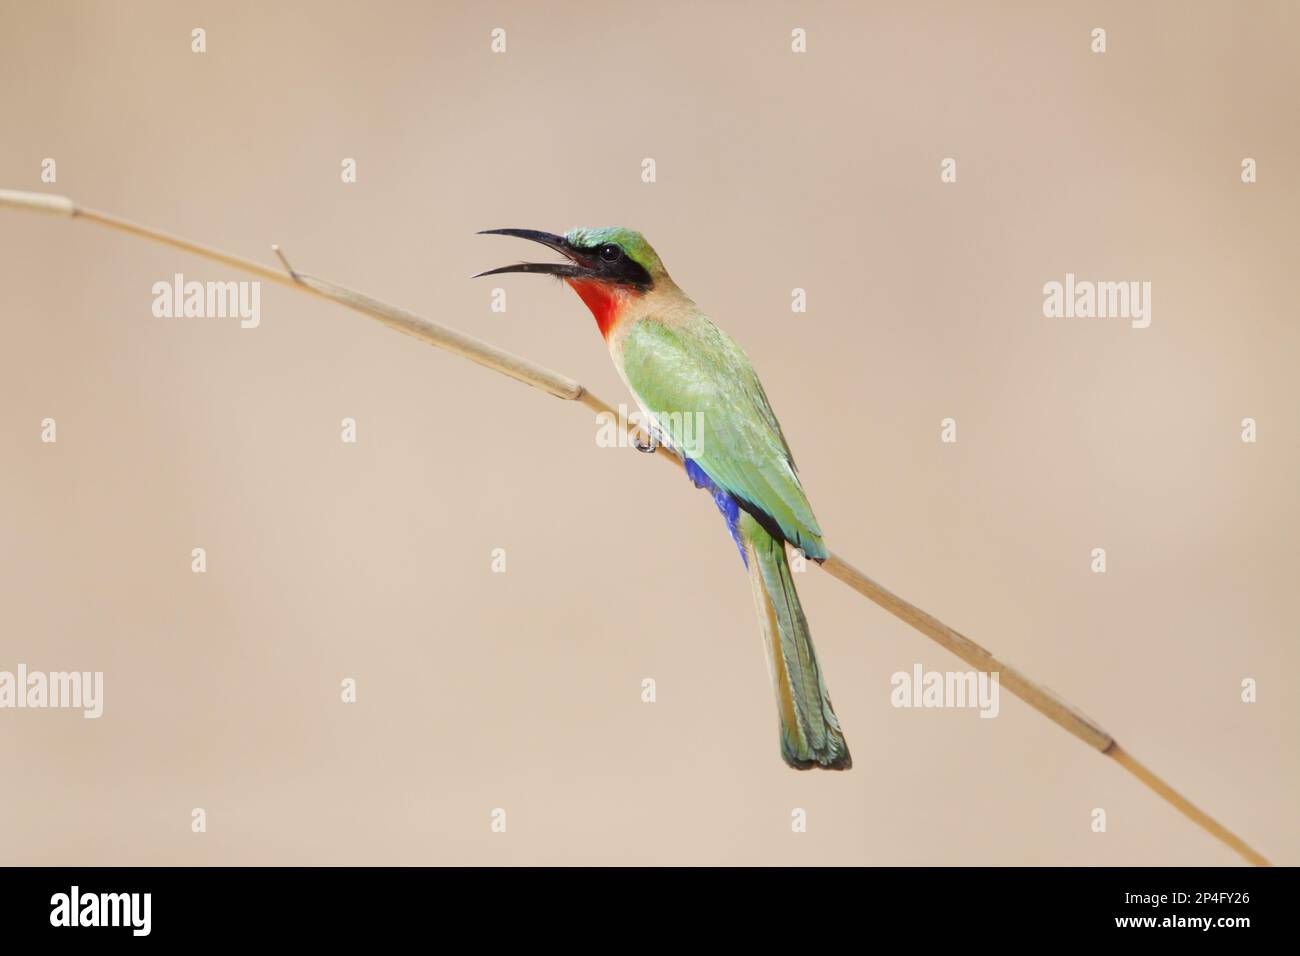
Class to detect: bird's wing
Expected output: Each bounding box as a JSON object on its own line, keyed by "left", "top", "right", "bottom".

{"left": 621, "top": 316, "right": 826, "bottom": 558}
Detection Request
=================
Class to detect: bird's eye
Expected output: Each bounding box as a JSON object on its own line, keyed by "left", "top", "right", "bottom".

{"left": 599, "top": 243, "right": 622, "bottom": 262}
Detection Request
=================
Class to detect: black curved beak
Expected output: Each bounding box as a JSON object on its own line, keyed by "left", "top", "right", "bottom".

{"left": 474, "top": 228, "right": 595, "bottom": 280}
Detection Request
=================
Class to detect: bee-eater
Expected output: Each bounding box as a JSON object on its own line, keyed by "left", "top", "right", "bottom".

{"left": 477, "top": 228, "right": 850, "bottom": 769}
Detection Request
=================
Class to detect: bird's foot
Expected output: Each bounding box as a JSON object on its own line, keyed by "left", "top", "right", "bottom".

{"left": 633, "top": 429, "right": 660, "bottom": 453}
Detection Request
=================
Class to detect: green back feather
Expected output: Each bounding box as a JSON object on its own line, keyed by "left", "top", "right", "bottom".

{"left": 622, "top": 316, "right": 827, "bottom": 559}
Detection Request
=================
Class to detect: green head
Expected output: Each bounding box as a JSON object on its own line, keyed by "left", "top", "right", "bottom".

{"left": 475, "top": 226, "right": 668, "bottom": 291}
{"left": 562, "top": 227, "right": 666, "bottom": 285}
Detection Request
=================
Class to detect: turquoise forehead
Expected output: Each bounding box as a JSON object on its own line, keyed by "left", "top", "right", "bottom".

{"left": 565, "top": 227, "right": 664, "bottom": 273}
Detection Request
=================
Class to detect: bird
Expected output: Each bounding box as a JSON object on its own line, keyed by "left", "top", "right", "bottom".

{"left": 477, "top": 227, "right": 850, "bottom": 770}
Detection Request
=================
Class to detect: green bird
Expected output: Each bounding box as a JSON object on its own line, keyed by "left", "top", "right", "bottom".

{"left": 478, "top": 227, "right": 850, "bottom": 769}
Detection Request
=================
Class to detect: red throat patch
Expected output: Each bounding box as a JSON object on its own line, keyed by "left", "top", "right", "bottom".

{"left": 566, "top": 279, "right": 629, "bottom": 339}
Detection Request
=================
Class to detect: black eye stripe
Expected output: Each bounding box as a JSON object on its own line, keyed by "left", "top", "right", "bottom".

{"left": 584, "top": 242, "right": 653, "bottom": 290}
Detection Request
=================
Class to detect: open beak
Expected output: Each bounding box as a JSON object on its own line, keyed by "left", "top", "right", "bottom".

{"left": 474, "top": 228, "right": 595, "bottom": 280}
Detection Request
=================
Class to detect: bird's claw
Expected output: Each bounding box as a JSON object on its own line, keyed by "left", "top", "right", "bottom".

{"left": 633, "top": 429, "right": 660, "bottom": 454}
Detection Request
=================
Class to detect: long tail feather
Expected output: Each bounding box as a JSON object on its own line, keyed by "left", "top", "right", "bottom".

{"left": 738, "top": 513, "right": 851, "bottom": 770}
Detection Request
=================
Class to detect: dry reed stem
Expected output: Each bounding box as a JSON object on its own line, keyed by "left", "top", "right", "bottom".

{"left": 0, "top": 188, "right": 1270, "bottom": 866}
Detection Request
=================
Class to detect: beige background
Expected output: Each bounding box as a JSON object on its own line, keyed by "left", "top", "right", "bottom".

{"left": 1, "top": 1, "right": 1296, "bottom": 865}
